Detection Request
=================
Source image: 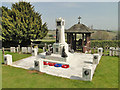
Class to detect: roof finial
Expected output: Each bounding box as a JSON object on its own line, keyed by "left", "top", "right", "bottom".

{"left": 78, "top": 16, "right": 81, "bottom": 24}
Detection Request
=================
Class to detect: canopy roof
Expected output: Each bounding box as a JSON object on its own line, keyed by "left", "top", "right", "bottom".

{"left": 65, "top": 23, "right": 94, "bottom": 34}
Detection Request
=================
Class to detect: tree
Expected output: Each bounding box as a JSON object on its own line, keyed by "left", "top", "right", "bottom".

{"left": 2, "top": 1, "right": 48, "bottom": 46}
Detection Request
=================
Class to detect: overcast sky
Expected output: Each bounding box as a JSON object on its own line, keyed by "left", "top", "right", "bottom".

{"left": 2, "top": 1, "right": 118, "bottom": 30}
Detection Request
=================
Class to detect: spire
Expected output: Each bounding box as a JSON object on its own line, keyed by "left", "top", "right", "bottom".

{"left": 78, "top": 16, "right": 81, "bottom": 24}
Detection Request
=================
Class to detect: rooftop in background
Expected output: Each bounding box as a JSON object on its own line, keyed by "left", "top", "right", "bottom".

{"left": 65, "top": 16, "right": 94, "bottom": 34}
{"left": 65, "top": 23, "right": 94, "bottom": 33}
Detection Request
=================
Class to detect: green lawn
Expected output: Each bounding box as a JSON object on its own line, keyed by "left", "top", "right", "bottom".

{"left": 2, "top": 51, "right": 32, "bottom": 63}
{"left": 2, "top": 55, "right": 118, "bottom": 88}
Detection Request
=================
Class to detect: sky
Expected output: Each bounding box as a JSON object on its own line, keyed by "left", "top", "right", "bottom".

{"left": 1, "top": 1, "right": 118, "bottom": 30}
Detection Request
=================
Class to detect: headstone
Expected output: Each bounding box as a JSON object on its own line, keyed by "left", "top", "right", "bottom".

{"left": 98, "top": 48, "right": 103, "bottom": 56}
{"left": 22, "top": 47, "right": 27, "bottom": 53}
{"left": 34, "top": 46, "right": 38, "bottom": 53}
{"left": 115, "top": 47, "right": 119, "bottom": 56}
{"left": 93, "top": 54, "right": 99, "bottom": 64}
{"left": 82, "top": 66, "right": 93, "bottom": 81}
{"left": 109, "top": 47, "right": 113, "bottom": 56}
{"left": 28, "top": 47, "right": 32, "bottom": 53}
{"left": 32, "top": 48, "right": 38, "bottom": 56}
{"left": 112, "top": 47, "right": 115, "bottom": 56}
{"left": 18, "top": 45, "right": 20, "bottom": 52}
{"left": 10, "top": 47, "right": 16, "bottom": 53}
{"left": 17, "top": 47, "right": 19, "bottom": 53}
{"left": 109, "top": 47, "right": 115, "bottom": 56}
{"left": 4, "top": 54, "right": 12, "bottom": 65}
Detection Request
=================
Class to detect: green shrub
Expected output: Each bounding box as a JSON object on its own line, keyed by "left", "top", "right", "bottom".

{"left": 91, "top": 40, "right": 119, "bottom": 48}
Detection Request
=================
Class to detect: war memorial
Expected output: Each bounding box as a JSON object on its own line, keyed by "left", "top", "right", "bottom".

{"left": 4, "top": 17, "right": 104, "bottom": 81}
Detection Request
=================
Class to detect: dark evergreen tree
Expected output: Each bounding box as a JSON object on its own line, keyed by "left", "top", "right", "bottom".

{"left": 2, "top": 1, "right": 48, "bottom": 46}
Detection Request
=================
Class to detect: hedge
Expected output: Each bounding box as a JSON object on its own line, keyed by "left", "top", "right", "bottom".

{"left": 39, "top": 40, "right": 119, "bottom": 48}
{"left": 91, "top": 40, "right": 119, "bottom": 48}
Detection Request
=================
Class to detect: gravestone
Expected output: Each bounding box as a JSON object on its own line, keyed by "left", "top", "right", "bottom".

{"left": 16, "top": 47, "right": 19, "bottom": 53}
{"left": 115, "top": 47, "right": 119, "bottom": 56}
{"left": 109, "top": 47, "right": 115, "bottom": 56}
{"left": 32, "top": 48, "right": 38, "bottom": 56}
{"left": 10, "top": 47, "right": 16, "bottom": 53}
{"left": 109, "top": 47, "right": 113, "bottom": 56}
{"left": 112, "top": 47, "right": 115, "bottom": 56}
{"left": 4, "top": 54, "right": 12, "bottom": 65}
{"left": 98, "top": 48, "right": 103, "bottom": 56}
{"left": 22, "top": 47, "right": 27, "bottom": 53}
{"left": 34, "top": 46, "right": 38, "bottom": 53}
{"left": 28, "top": 47, "right": 32, "bottom": 53}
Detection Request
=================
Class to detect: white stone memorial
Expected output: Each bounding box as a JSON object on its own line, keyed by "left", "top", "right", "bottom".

{"left": 115, "top": 47, "right": 118, "bottom": 56}
{"left": 22, "top": 47, "right": 27, "bottom": 53}
{"left": 10, "top": 47, "right": 16, "bottom": 53}
{"left": 4, "top": 54, "right": 12, "bottom": 65}
{"left": 82, "top": 66, "right": 93, "bottom": 81}
{"left": 28, "top": 47, "right": 32, "bottom": 53}
{"left": 32, "top": 48, "right": 38, "bottom": 56}
{"left": 34, "top": 60, "right": 43, "bottom": 71}
{"left": 10, "top": 17, "right": 103, "bottom": 81}
{"left": 53, "top": 17, "right": 68, "bottom": 55}
{"left": 98, "top": 48, "right": 103, "bottom": 56}
{"left": 112, "top": 47, "right": 115, "bottom": 56}
{"left": 109, "top": 47, "right": 115, "bottom": 56}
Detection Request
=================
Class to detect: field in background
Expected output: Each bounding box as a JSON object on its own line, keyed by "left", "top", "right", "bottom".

{"left": 42, "top": 30, "right": 117, "bottom": 41}
{"left": 2, "top": 51, "right": 32, "bottom": 63}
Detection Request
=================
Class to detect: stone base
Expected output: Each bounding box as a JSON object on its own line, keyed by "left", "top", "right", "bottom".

{"left": 53, "top": 43, "right": 68, "bottom": 55}
{"left": 37, "top": 52, "right": 71, "bottom": 62}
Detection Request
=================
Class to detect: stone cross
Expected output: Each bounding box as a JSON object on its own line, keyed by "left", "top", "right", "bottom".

{"left": 78, "top": 16, "right": 81, "bottom": 24}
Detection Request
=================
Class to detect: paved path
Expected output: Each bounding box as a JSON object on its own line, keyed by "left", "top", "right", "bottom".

{"left": 11, "top": 52, "right": 99, "bottom": 80}
{"left": 12, "top": 56, "right": 36, "bottom": 70}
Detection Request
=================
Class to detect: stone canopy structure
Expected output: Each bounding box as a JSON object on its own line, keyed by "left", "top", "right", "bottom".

{"left": 65, "top": 16, "right": 94, "bottom": 53}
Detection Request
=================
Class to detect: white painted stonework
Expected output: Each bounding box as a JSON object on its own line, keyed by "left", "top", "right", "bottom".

{"left": 10, "top": 17, "right": 102, "bottom": 81}
{"left": 10, "top": 47, "right": 16, "bottom": 53}
{"left": 28, "top": 47, "right": 32, "bottom": 53}
{"left": 4, "top": 54, "right": 12, "bottom": 65}
{"left": 22, "top": 47, "right": 27, "bottom": 53}
{"left": 98, "top": 48, "right": 103, "bottom": 56}
{"left": 32, "top": 48, "right": 38, "bottom": 56}
{"left": 93, "top": 54, "right": 99, "bottom": 64}
{"left": 53, "top": 17, "right": 68, "bottom": 55}
{"left": 82, "top": 66, "right": 93, "bottom": 81}
{"left": 11, "top": 52, "right": 102, "bottom": 81}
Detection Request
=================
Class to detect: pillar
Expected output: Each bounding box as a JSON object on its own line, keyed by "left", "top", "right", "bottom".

{"left": 74, "top": 33, "right": 76, "bottom": 50}
{"left": 82, "top": 33, "right": 84, "bottom": 47}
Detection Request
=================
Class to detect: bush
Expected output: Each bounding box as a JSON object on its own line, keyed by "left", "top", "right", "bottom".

{"left": 91, "top": 40, "right": 119, "bottom": 48}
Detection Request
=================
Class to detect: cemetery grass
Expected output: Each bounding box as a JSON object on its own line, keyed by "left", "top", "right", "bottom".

{"left": 2, "top": 56, "right": 118, "bottom": 88}
{"left": 1, "top": 51, "right": 32, "bottom": 63}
